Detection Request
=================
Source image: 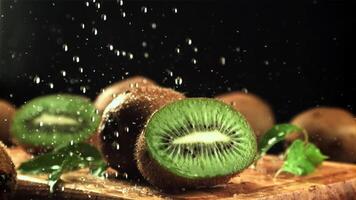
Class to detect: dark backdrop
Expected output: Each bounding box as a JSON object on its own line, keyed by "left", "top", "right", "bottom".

{"left": 0, "top": 0, "right": 355, "bottom": 122}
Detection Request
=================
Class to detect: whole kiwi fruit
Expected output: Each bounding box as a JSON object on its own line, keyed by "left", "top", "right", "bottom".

{"left": 135, "top": 98, "right": 257, "bottom": 191}
{"left": 11, "top": 94, "right": 100, "bottom": 154}
{"left": 286, "top": 107, "right": 356, "bottom": 163}
{"left": 94, "top": 76, "right": 156, "bottom": 113}
{"left": 0, "top": 100, "right": 16, "bottom": 146}
{"left": 216, "top": 92, "right": 275, "bottom": 141}
{"left": 98, "top": 85, "right": 184, "bottom": 179}
{"left": 0, "top": 142, "right": 16, "bottom": 200}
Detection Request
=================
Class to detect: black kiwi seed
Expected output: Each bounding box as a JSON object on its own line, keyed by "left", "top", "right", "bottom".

{"left": 94, "top": 76, "right": 156, "bottom": 113}
{"left": 11, "top": 94, "right": 100, "bottom": 154}
{"left": 98, "top": 85, "right": 184, "bottom": 179}
{"left": 0, "top": 142, "right": 16, "bottom": 200}
{"left": 0, "top": 100, "right": 16, "bottom": 146}
{"left": 135, "top": 98, "right": 257, "bottom": 191}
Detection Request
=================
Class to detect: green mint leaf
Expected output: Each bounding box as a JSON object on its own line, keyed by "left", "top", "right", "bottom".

{"left": 18, "top": 142, "right": 107, "bottom": 192}
{"left": 280, "top": 139, "right": 328, "bottom": 176}
{"left": 258, "top": 124, "right": 302, "bottom": 157}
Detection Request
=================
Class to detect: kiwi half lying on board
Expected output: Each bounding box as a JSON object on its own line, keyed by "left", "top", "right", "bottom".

{"left": 0, "top": 100, "right": 16, "bottom": 146}
{"left": 98, "top": 86, "right": 184, "bottom": 179}
{"left": 286, "top": 107, "right": 356, "bottom": 163}
{"left": 216, "top": 92, "right": 275, "bottom": 141}
{"left": 11, "top": 94, "right": 100, "bottom": 154}
{"left": 94, "top": 76, "right": 156, "bottom": 113}
{"left": 0, "top": 142, "right": 16, "bottom": 200}
{"left": 135, "top": 98, "right": 257, "bottom": 190}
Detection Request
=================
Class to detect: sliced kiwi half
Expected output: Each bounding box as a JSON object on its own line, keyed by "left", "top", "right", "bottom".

{"left": 11, "top": 94, "right": 100, "bottom": 154}
{"left": 0, "top": 142, "right": 16, "bottom": 200}
{"left": 99, "top": 86, "right": 184, "bottom": 179}
{"left": 135, "top": 98, "right": 257, "bottom": 190}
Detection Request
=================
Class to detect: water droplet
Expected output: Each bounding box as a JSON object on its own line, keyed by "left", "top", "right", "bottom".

{"left": 80, "top": 86, "right": 87, "bottom": 94}
{"left": 107, "top": 44, "right": 114, "bottom": 51}
{"left": 264, "top": 60, "right": 269, "bottom": 66}
{"left": 116, "top": 143, "right": 120, "bottom": 150}
{"left": 121, "top": 51, "right": 126, "bottom": 56}
{"left": 143, "top": 52, "right": 149, "bottom": 58}
{"left": 142, "top": 41, "right": 147, "bottom": 47}
{"left": 49, "top": 83, "right": 54, "bottom": 89}
{"left": 141, "top": 6, "right": 148, "bottom": 13}
{"left": 121, "top": 12, "right": 126, "bottom": 18}
{"left": 85, "top": 1, "right": 89, "bottom": 7}
{"left": 114, "top": 50, "right": 120, "bottom": 56}
{"left": 128, "top": 53, "right": 134, "bottom": 59}
{"left": 191, "top": 58, "right": 197, "bottom": 64}
{"left": 220, "top": 57, "right": 226, "bottom": 66}
{"left": 118, "top": 0, "right": 124, "bottom": 6}
{"left": 73, "top": 56, "right": 80, "bottom": 63}
{"left": 186, "top": 38, "right": 192, "bottom": 45}
{"left": 95, "top": 2, "right": 101, "bottom": 9}
{"left": 124, "top": 127, "right": 130, "bottom": 133}
{"left": 175, "top": 76, "right": 183, "bottom": 85}
{"left": 62, "top": 44, "right": 68, "bottom": 52}
{"left": 33, "top": 76, "right": 41, "bottom": 84}
{"left": 175, "top": 48, "right": 180, "bottom": 54}
{"left": 151, "top": 22, "right": 157, "bottom": 29}
{"left": 241, "top": 88, "right": 248, "bottom": 93}
{"left": 193, "top": 47, "right": 198, "bottom": 52}
{"left": 172, "top": 8, "right": 178, "bottom": 13}
{"left": 114, "top": 131, "right": 119, "bottom": 138}
{"left": 101, "top": 14, "right": 107, "bottom": 21}
{"left": 79, "top": 67, "right": 84, "bottom": 73}
{"left": 70, "top": 140, "right": 74, "bottom": 145}
{"left": 61, "top": 70, "right": 67, "bottom": 77}
{"left": 92, "top": 28, "right": 98, "bottom": 35}
{"left": 80, "top": 23, "right": 85, "bottom": 29}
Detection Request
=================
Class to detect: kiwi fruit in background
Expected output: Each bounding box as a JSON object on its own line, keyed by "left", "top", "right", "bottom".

{"left": 135, "top": 98, "right": 257, "bottom": 191}
{"left": 94, "top": 76, "right": 156, "bottom": 113}
{"left": 98, "top": 85, "right": 184, "bottom": 179}
{"left": 0, "top": 100, "right": 16, "bottom": 146}
{"left": 11, "top": 94, "right": 100, "bottom": 154}
{"left": 216, "top": 92, "right": 275, "bottom": 141}
{"left": 286, "top": 107, "right": 356, "bottom": 163}
{"left": 0, "top": 142, "right": 16, "bottom": 200}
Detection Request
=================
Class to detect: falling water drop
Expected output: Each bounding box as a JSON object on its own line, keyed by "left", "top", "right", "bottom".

{"left": 175, "top": 76, "right": 183, "bottom": 85}
{"left": 73, "top": 56, "right": 80, "bottom": 63}
{"left": 62, "top": 44, "right": 68, "bottom": 52}
{"left": 141, "top": 6, "right": 148, "bottom": 13}
{"left": 60, "top": 70, "right": 67, "bottom": 77}
{"left": 33, "top": 76, "right": 41, "bottom": 84}
{"left": 92, "top": 28, "right": 98, "bottom": 35}
{"left": 101, "top": 14, "right": 107, "bottom": 21}
{"left": 220, "top": 57, "right": 226, "bottom": 66}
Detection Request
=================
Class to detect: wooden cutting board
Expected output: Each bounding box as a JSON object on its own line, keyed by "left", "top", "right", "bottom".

{"left": 6, "top": 147, "right": 356, "bottom": 200}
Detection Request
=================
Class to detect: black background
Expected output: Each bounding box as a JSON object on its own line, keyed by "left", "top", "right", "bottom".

{"left": 0, "top": 0, "right": 355, "bottom": 122}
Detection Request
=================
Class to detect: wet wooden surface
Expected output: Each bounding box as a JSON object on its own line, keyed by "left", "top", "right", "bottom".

{"left": 7, "top": 147, "right": 356, "bottom": 200}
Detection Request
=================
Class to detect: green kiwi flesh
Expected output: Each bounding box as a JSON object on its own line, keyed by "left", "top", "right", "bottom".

{"left": 11, "top": 94, "right": 100, "bottom": 152}
{"left": 98, "top": 86, "right": 184, "bottom": 178}
{"left": 136, "top": 98, "right": 257, "bottom": 190}
{"left": 0, "top": 142, "right": 16, "bottom": 199}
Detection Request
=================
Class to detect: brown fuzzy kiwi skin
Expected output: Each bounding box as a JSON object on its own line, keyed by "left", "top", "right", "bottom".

{"left": 0, "top": 142, "right": 16, "bottom": 200}
{"left": 94, "top": 76, "right": 156, "bottom": 113}
{"left": 286, "top": 107, "right": 356, "bottom": 163}
{"left": 98, "top": 86, "right": 184, "bottom": 179}
{"left": 0, "top": 100, "right": 16, "bottom": 146}
{"left": 216, "top": 92, "right": 275, "bottom": 141}
{"left": 135, "top": 133, "right": 237, "bottom": 192}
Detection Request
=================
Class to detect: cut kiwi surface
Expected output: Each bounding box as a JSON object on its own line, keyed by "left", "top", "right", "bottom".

{"left": 136, "top": 98, "right": 257, "bottom": 190}
{"left": 0, "top": 100, "right": 16, "bottom": 146}
{"left": 11, "top": 94, "right": 100, "bottom": 153}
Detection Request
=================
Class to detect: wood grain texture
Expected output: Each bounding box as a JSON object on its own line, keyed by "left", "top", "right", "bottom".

{"left": 7, "top": 147, "right": 356, "bottom": 200}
